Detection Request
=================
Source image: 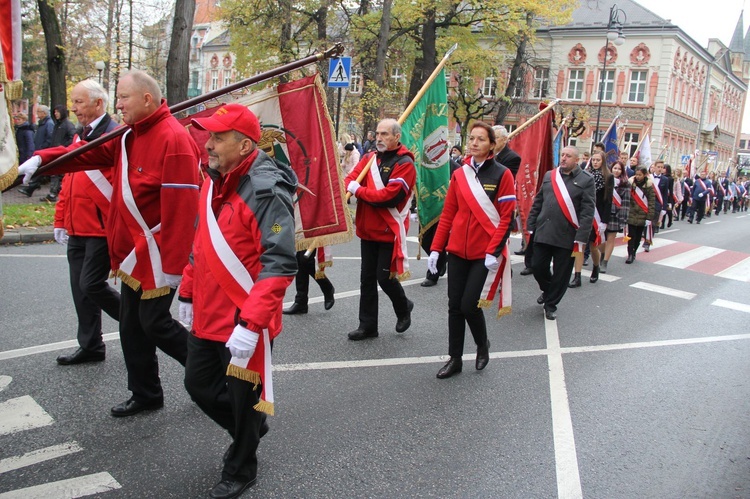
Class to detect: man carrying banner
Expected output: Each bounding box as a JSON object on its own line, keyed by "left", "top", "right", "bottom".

{"left": 527, "top": 146, "right": 595, "bottom": 321}
{"left": 179, "top": 104, "right": 297, "bottom": 498}
{"left": 19, "top": 70, "right": 200, "bottom": 417}
{"left": 345, "top": 118, "right": 416, "bottom": 340}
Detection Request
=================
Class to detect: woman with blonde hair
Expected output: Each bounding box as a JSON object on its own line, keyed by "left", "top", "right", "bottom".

{"left": 340, "top": 133, "right": 360, "bottom": 176}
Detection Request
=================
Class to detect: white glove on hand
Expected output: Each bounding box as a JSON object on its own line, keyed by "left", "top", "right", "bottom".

{"left": 53, "top": 228, "right": 69, "bottom": 245}
{"left": 347, "top": 180, "right": 361, "bottom": 195}
{"left": 645, "top": 220, "right": 652, "bottom": 228}
{"left": 484, "top": 254, "right": 499, "bottom": 272}
{"left": 19, "top": 156, "right": 42, "bottom": 184}
{"left": 178, "top": 302, "right": 193, "bottom": 327}
{"left": 164, "top": 273, "right": 182, "bottom": 289}
{"left": 698, "top": 192, "right": 704, "bottom": 198}
{"left": 427, "top": 251, "right": 440, "bottom": 275}
{"left": 226, "top": 324, "right": 260, "bottom": 359}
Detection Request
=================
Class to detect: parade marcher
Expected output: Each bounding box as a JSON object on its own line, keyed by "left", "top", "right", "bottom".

{"left": 283, "top": 249, "right": 335, "bottom": 314}
{"left": 602, "top": 161, "right": 630, "bottom": 272}
{"left": 527, "top": 146, "right": 595, "bottom": 320}
{"left": 44, "top": 105, "right": 77, "bottom": 202}
{"left": 569, "top": 151, "right": 612, "bottom": 287}
{"left": 179, "top": 104, "right": 298, "bottom": 498}
{"left": 428, "top": 122, "right": 516, "bottom": 378}
{"left": 19, "top": 70, "right": 200, "bottom": 417}
{"left": 18, "top": 105, "right": 55, "bottom": 197}
{"left": 681, "top": 175, "right": 693, "bottom": 220}
{"left": 661, "top": 164, "right": 675, "bottom": 228}
{"left": 344, "top": 118, "right": 416, "bottom": 340}
{"left": 53, "top": 81, "right": 122, "bottom": 366}
{"left": 673, "top": 168, "right": 684, "bottom": 221}
{"left": 624, "top": 166, "right": 656, "bottom": 264}
{"left": 643, "top": 160, "right": 667, "bottom": 251}
{"left": 688, "top": 170, "right": 711, "bottom": 224}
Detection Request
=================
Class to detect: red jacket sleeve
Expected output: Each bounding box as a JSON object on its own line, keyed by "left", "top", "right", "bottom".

{"left": 53, "top": 174, "right": 69, "bottom": 229}
{"left": 486, "top": 169, "right": 517, "bottom": 256}
{"left": 179, "top": 261, "right": 194, "bottom": 302}
{"left": 36, "top": 140, "right": 117, "bottom": 175}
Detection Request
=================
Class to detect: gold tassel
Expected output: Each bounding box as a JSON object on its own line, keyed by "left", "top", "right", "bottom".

{"left": 314, "top": 270, "right": 327, "bottom": 280}
{"left": 395, "top": 270, "right": 411, "bottom": 281}
{"left": 496, "top": 306, "right": 512, "bottom": 318}
{"left": 571, "top": 251, "right": 583, "bottom": 257}
{"left": 141, "top": 286, "right": 172, "bottom": 299}
{"left": 115, "top": 270, "right": 142, "bottom": 291}
{"left": 622, "top": 236, "right": 631, "bottom": 242}
{"left": 477, "top": 299, "right": 493, "bottom": 309}
{"left": 253, "top": 399, "right": 275, "bottom": 416}
{"left": 226, "top": 363, "right": 262, "bottom": 389}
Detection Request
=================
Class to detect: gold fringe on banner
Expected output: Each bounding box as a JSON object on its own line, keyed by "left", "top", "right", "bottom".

{"left": 477, "top": 299, "right": 492, "bottom": 309}
{"left": 226, "top": 363, "right": 261, "bottom": 388}
{"left": 0, "top": 164, "right": 17, "bottom": 192}
{"left": 496, "top": 306, "right": 512, "bottom": 318}
{"left": 253, "top": 399, "right": 275, "bottom": 416}
{"left": 314, "top": 270, "right": 327, "bottom": 279}
{"left": 294, "top": 229, "right": 351, "bottom": 253}
{"left": 115, "top": 270, "right": 141, "bottom": 291}
{"left": 141, "top": 286, "right": 172, "bottom": 299}
{"left": 391, "top": 270, "right": 411, "bottom": 281}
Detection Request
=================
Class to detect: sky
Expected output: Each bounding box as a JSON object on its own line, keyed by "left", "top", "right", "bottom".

{"left": 636, "top": 0, "right": 750, "bottom": 132}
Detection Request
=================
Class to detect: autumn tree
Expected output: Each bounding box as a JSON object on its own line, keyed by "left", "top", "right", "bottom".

{"left": 166, "top": 0, "right": 196, "bottom": 105}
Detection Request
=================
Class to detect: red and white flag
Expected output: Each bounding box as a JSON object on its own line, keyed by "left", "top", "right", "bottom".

{"left": 0, "top": 0, "right": 23, "bottom": 193}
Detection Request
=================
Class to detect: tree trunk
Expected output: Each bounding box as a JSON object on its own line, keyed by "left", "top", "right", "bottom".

{"left": 407, "top": 10, "right": 437, "bottom": 104}
{"left": 362, "top": 0, "right": 392, "bottom": 135}
{"left": 104, "top": 0, "right": 116, "bottom": 92}
{"left": 37, "top": 0, "right": 66, "bottom": 108}
{"left": 495, "top": 13, "right": 532, "bottom": 125}
{"left": 166, "top": 0, "right": 196, "bottom": 105}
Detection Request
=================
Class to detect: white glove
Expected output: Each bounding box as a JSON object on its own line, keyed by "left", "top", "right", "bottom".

{"left": 164, "top": 273, "right": 182, "bottom": 289}
{"left": 645, "top": 220, "right": 652, "bottom": 227}
{"left": 427, "top": 251, "right": 440, "bottom": 274}
{"left": 226, "top": 324, "right": 260, "bottom": 359}
{"left": 19, "top": 156, "right": 42, "bottom": 184}
{"left": 347, "top": 180, "right": 361, "bottom": 195}
{"left": 698, "top": 192, "right": 704, "bottom": 198}
{"left": 484, "top": 254, "right": 499, "bottom": 272}
{"left": 178, "top": 302, "right": 193, "bottom": 327}
{"left": 53, "top": 228, "right": 69, "bottom": 245}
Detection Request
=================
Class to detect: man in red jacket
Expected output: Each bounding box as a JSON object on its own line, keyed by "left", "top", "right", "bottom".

{"left": 179, "top": 104, "right": 297, "bottom": 498}
{"left": 53, "top": 80, "right": 121, "bottom": 366}
{"left": 18, "top": 70, "right": 200, "bottom": 417}
{"left": 344, "top": 118, "right": 416, "bottom": 340}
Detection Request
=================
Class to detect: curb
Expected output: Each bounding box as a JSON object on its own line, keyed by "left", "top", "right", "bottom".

{"left": 1, "top": 228, "right": 55, "bottom": 245}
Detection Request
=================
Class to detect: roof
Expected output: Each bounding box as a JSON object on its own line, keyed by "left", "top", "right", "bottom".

{"left": 743, "top": 25, "right": 750, "bottom": 59}
{"left": 729, "top": 11, "right": 745, "bottom": 52}
{"left": 547, "top": 0, "right": 674, "bottom": 30}
{"left": 194, "top": 0, "right": 219, "bottom": 25}
{"left": 202, "top": 28, "right": 230, "bottom": 48}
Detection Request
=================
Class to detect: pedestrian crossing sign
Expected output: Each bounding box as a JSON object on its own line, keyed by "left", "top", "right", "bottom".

{"left": 328, "top": 57, "right": 351, "bottom": 88}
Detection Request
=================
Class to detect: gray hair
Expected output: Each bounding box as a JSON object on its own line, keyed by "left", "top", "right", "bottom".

{"left": 76, "top": 79, "right": 109, "bottom": 108}
{"left": 121, "top": 69, "right": 162, "bottom": 103}
{"left": 562, "top": 145, "right": 580, "bottom": 160}
{"left": 379, "top": 118, "right": 401, "bottom": 136}
{"left": 492, "top": 125, "right": 509, "bottom": 139}
{"left": 37, "top": 105, "right": 50, "bottom": 116}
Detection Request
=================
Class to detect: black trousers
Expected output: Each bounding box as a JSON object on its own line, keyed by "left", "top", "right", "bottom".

{"left": 358, "top": 239, "right": 410, "bottom": 332}
{"left": 184, "top": 334, "right": 264, "bottom": 482}
{"left": 627, "top": 224, "right": 645, "bottom": 255}
{"left": 692, "top": 198, "right": 707, "bottom": 222}
{"left": 531, "top": 242, "right": 575, "bottom": 313}
{"left": 524, "top": 232, "right": 535, "bottom": 269}
{"left": 446, "top": 254, "right": 488, "bottom": 358}
{"left": 679, "top": 198, "right": 689, "bottom": 219}
{"left": 67, "top": 236, "right": 121, "bottom": 353}
{"left": 420, "top": 223, "right": 447, "bottom": 282}
{"left": 292, "top": 250, "right": 333, "bottom": 304}
{"left": 119, "top": 284, "right": 188, "bottom": 403}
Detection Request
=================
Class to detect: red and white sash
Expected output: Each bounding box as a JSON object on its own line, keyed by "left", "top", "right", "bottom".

{"left": 369, "top": 159, "right": 411, "bottom": 280}
{"left": 199, "top": 179, "right": 275, "bottom": 415}
{"left": 550, "top": 169, "right": 584, "bottom": 253}
{"left": 592, "top": 208, "right": 605, "bottom": 247}
{"left": 456, "top": 165, "right": 511, "bottom": 316}
{"left": 315, "top": 245, "right": 332, "bottom": 279}
{"left": 612, "top": 179, "right": 623, "bottom": 208}
{"left": 650, "top": 174, "right": 664, "bottom": 205}
{"left": 632, "top": 185, "right": 649, "bottom": 213}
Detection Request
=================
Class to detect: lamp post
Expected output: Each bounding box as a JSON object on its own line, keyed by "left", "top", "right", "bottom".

{"left": 95, "top": 61, "right": 105, "bottom": 85}
{"left": 593, "top": 4, "right": 626, "bottom": 150}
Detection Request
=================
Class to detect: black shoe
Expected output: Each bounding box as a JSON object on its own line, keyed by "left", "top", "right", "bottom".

{"left": 56, "top": 347, "right": 105, "bottom": 365}
{"left": 395, "top": 299, "right": 414, "bottom": 333}
{"left": 41, "top": 194, "right": 58, "bottom": 202}
{"left": 589, "top": 265, "right": 599, "bottom": 283}
{"left": 537, "top": 293, "right": 546, "bottom": 305}
{"left": 568, "top": 273, "right": 581, "bottom": 288}
{"left": 282, "top": 302, "right": 308, "bottom": 315}
{"left": 323, "top": 287, "right": 335, "bottom": 310}
{"left": 476, "top": 340, "right": 490, "bottom": 371}
{"left": 687, "top": 219, "right": 693, "bottom": 224}
{"left": 513, "top": 249, "right": 526, "bottom": 256}
{"left": 348, "top": 329, "right": 378, "bottom": 341}
{"left": 110, "top": 397, "right": 164, "bottom": 417}
{"left": 582, "top": 258, "right": 590, "bottom": 266}
{"left": 209, "top": 478, "right": 256, "bottom": 499}
{"left": 520, "top": 267, "right": 533, "bottom": 276}
{"left": 17, "top": 186, "right": 35, "bottom": 197}
{"left": 436, "top": 357, "right": 462, "bottom": 379}
{"left": 625, "top": 254, "right": 635, "bottom": 264}
{"left": 643, "top": 243, "right": 650, "bottom": 252}
{"left": 420, "top": 278, "right": 437, "bottom": 287}
{"left": 545, "top": 308, "right": 557, "bottom": 320}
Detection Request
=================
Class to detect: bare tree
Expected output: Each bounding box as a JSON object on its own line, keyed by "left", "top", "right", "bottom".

{"left": 166, "top": 0, "right": 196, "bottom": 104}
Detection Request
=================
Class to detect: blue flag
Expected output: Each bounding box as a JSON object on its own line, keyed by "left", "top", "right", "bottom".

{"left": 552, "top": 126, "right": 564, "bottom": 167}
{"left": 602, "top": 120, "right": 619, "bottom": 166}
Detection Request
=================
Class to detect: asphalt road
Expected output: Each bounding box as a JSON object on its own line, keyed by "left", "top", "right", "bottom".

{"left": 1, "top": 211, "right": 749, "bottom": 498}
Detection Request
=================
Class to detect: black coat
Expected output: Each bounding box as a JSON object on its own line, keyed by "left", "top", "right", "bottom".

{"left": 495, "top": 145, "right": 521, "bottom": 178}
{"left": 15, "top": 122, "right": 35, "bottom": 163}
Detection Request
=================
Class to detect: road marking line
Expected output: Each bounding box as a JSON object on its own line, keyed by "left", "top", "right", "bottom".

{"left": 545, "top": 314, "right": 583, "bottom": 499}
{"left": 0, "top": 376, "right": 11, "bottom": 392}
{"left": 0, "top": 472, "right": 121, "bottom": 498}
{"left": 0, "top": 254, "right": 66, "bottom": 258}
{"left": 0, "top": 396, "right": 54, "bottom": 436}
{"left": 611, "top": 238, "right": 678, "bottom": 258}
{"left": 737, "top": 215, "right": 747, "bottom": 219}
{"left": 656, "top": 228, "right": 680, "bottom": 235}
{"left": 629, "top": 282, "right": 696, "bottom": 300}
{"left": 0, "top": 442, "right": 83, "bottom": 474}
{"left": 655, "top": 246, "right": 725, "bottom": 268}
{"left": 715, "top": 256, "right": 750, "bottom": 282}
{"left": 579, "top": 269, "right": 620, "bottom": 282}
{"left": 0, "top": 333, "right": 120, "bottom": 362}
{"left": 711, "top": 299, "right": 750, "bottom": 314}
{"left": 703, "top": 220, "right": 720, "bottom": 225}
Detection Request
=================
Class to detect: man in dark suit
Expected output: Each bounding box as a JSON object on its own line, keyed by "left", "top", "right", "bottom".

{"left": 493, "top": 125, "right": 521, "bottom": 177}
{"left": 527, "top": 146, "right": 595, "bottom": 320}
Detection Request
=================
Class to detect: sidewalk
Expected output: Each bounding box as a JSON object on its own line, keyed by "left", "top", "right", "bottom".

{"left": 2, "top": 183, "right": 56, "bottom": 245}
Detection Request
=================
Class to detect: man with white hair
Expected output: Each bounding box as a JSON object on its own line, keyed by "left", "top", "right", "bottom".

{"left": 492, "top": 125, "right": 521, "bottom": 178}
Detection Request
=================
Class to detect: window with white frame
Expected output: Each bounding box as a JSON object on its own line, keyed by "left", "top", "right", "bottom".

{"left": 622, "top": 132, "right": 640, "bottom": 157}
{"left": 482, "top": 73, "right": 497, "bottom": 97}
{"left": 512, "top": 73, "right": 525, "bottom": 99}
{"left": 628, "top": 70, "right": 648, "bottom": 103}
{"left": 533, "top": 68, "right": 549, "bottom": 99}
{"left": 597, "top": 69, "right": 615, "bottom": 101}
{"left": 211, "top": 70, "right": 218, "bottom": 91}
{"left": 504, "top": 124, "right": 518, "bottom": 133}
{"left": 350, "top": 69, "right": 362, "bottom": 94}
{"left": 390, "top": 67, "right": 406, "bottom": 86}
{"left": 223, "top": 71, "right": 231, "bottom": 88}
{"left": 567, "top": 69, "right": 585, "bottom": 100}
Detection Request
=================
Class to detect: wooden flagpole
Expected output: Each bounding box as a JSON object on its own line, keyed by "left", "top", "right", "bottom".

{"left": 507, "top": 99, "right": 560, "bottom": 141}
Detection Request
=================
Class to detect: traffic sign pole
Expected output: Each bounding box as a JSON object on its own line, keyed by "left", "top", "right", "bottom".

{"left": 335, "top": 88, "right": 342, "bottom": 139}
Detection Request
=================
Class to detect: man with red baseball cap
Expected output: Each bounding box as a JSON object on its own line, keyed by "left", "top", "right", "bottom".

{"left": 178, "top": 103, "right": 298, "bottom": 498}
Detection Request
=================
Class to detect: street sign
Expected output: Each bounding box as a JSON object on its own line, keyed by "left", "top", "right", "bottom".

{"left": 328, "top": 57, "right": 351, "bottom": 88}
{"left": 681, "top": 155, "right": 690, "bottom": 165}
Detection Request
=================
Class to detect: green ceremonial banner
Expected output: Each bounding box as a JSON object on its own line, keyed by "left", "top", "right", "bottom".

{"left": 400, "top": 68, "right": 450, "bottom": 235}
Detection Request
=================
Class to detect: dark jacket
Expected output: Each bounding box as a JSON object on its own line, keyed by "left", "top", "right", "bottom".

{"left": 15, "top": 122, "right": 35, "bottom": 163}
{"left": 495, "top": 145, "right": 521, "bottom": 178}
{"left": 52, "top": 111, "right": 76, "bottom": 147}
{"left": 34, "top": 115, "right": 54, "bottom": 150}
{"left": 627, "top": 176, "right": 655, "bottom": 226}
{"left": 527, "top": 165, "right": 596, "bottom": 249}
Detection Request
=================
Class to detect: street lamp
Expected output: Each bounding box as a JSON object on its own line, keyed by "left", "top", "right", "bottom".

{"left": 95, "top": 60, "right": 105, "bottom": 85}
{"left": 593, "top": 4, "right": 626, "bottom": 149}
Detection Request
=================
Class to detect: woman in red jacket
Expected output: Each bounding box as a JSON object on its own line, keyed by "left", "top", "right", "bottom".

{"left": 428, "top": 122, "right": 516, "bottom": 379}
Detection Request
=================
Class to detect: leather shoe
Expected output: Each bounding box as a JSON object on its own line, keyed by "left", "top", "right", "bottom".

{"left": 348, "top": 329, "right": 378, "bottom": 341}
{"left": 56, "top": 347, "right": 105, "bottom": 365}
{"left": 537, "top": 293, "right": 545, "bottom": 305}
{"left": 323, "top": 287, "right": 335, "bottom": 310}
{"left": 476, "top": 340, "right": 490, "bottom": 370}
{"left": 436, "top": 357, "right": 462, "bottom": 379}
{"left": 209, "top": 478, "right": 256, "bottom": 499}
{"left": 420, "top": 278, "right": 437, "bottom": 287}
{"left": 110, "top": 397, "right": 164, "bottom": 417}
{"left": 544, "top": 308, "right": 557, "bottom": 321}
{"left": 520, "top": 267, "right": 533, "bottom": 276}
{"left": 625, "top": 254, "right": 635, "bottom": 264}
{"left": 282, "top": 302, "right": 308, "bottom": 315}
{"left": 395, "top": 299, "right": 414, "bottom": 333}
{"left": 17, "top": 186, "right": 34, "bottom": 197}
{"left": 513, "top": 249, "right": 526, "bottom": 256}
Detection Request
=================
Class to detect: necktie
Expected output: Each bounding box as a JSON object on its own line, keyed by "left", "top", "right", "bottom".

{"left": 82, "top": 125, "right": 92, "bottom": 139}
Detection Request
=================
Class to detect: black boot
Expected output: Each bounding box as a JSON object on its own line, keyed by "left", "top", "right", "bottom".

{"left": 283, "top": 301, "right": 308, "bottom": 315}
{"left": 436, "top": 357, "right": 462, "bottom": 379}
{"left": 568, "top": 272, "right": 582, "bottom": 288}
{"left": 476, "top": 340, "right": 490, "bottom": 370}
{"left": 625, "top": 253, "right": 635, "bottom": 264}
{"left": 589, "top": 265, "right": 600, "bottom": 283}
